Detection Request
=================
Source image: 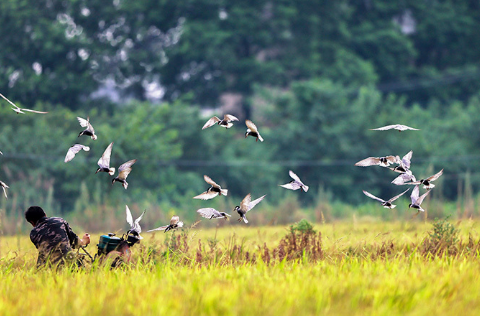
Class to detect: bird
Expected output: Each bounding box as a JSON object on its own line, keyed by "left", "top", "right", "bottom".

{"left": 96, "top": 142, "right": 115, "bottom": 175}
{"left": 112, "top": 159, "right": 137, "bottom": 189}
{"left": 404, "top": 169, "right": 444, "bottom": 190}
{"left": 389, "top": 150, "right": 413, "bottom": 174}
{"left": 0, "top": 181, "right": 9, "bottom": 199}
{"left": 391, "top": 172, "right": 417, "bottom": 185}
{"left": 234, "top": 193, "right": 266, "bottom": 223}
{"left": 245, "top": 120, "right": 264, "bottom": 142}
{"left": 193, "top": 175, "right": 228, "bottom": 200}
{"left": 362, "top": 188, "right": 410, "bottom": 209}
{"left": 355, "top": 155, "right": 397, "bottom": 167}
{"left": 147, "top": 216, "right": 184, "bottom": 233}
{"left": 409, "top": 185, "right": 430, "bottom": 212}
{"left": 280, "top": 170, "right": 309, "bottom": 192}
{"left": 370, "top": 124, "right": 419, "bottom": 132}
{"left": 0, "top": 93, "right": 48, "bottom": 114}
{"left": 202, "top": 114, "right": 239, "bottom": 130}
{"left": 197, "top": 208, "right": 231, "bottom": 220}
{"left": 77, "top": 117, "right": 97, "bottom": 140}
{"left": 64, "top": 144, "right": 90, "bottom": 163}
{"left": 125, "top": 205, "right": 145, "bottom": 239}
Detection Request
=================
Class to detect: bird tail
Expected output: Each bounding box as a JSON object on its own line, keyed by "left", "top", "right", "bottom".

{"left": 302, "top": 185, "right": 309, "bottom": 192}
{"left": 424, "top": 184, "right": 435, "bottom": 190}
{"left": 221, "top": 189, "right": 228, "bottom": 196}
{"left": 123, "top": 181, "right": 128, "bottom": 189}
{"left": 242, "top": 216, "right": 248, "bottom": 224}
{"left": 258, "top": 135, "right": 264, "bottom": 142}
{"left": 108, "top": 168, "right": 115, "bottom": 176}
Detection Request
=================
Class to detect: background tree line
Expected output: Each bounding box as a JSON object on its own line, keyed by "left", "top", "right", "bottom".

{"left": 1, "top": 0, "right": 480, "bottom": 232}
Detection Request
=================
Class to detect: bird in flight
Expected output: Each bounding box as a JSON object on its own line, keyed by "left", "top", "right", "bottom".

{"left": 125, "top": 205, "right": 145, "bottom": 239}
{"left": 355, "top": 155, "right": 397, "bottom": 167}
{"left": 147, "top": 216, "right": 184, "bottom": 233}
{"left": 280, "top": 170, "right": 309, "bottom": 192}
{"left": 234, "top": 193, "right": 266, "bottom": 223}
{"left": 193, "top": 175, "right": 228, "bottom": 200}
{"left": 96, "top": 142, "right": 115, "bottom": 175}
{"left": 64, "top": 144, "right": 90, "bottom": 163}
{"left": 245, "top": 120, "right": 264, "bottom": 142}
{"left": 370, "top": 124, "right": 419, "bottom": 132}
{"left": 0, "top": 93, "right": 48, "bottom": 114}
{"left": 362, "top": 188, "right": 410, "bottom": 209}
{"left": 409, "top": 185, "right": 430, "bottom": 212}
{"left": 404, "top": 169, "right": 444, "bottom": 190}
{"left": 112, "top": 159, "right": 137, "bottom": 189}
{"left": 0, "top": 181, "right": 9, "bottom": 199}
{"left": 197, "top": 208, "right": 231, "bottom": 220}
{"left": 202, "top": 114, "right": 239, "bottom": 130}
{"left": 77, "top": 117, "right": 97, "bottom": 140}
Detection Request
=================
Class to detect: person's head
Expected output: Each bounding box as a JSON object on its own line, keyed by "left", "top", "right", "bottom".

{"left": 25, "top": 206, "right": 46, "bottom": 226}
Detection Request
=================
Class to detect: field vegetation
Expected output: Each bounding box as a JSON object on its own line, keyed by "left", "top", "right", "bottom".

{"left": 2, "top": 219, "right": 480, "bottom": 315}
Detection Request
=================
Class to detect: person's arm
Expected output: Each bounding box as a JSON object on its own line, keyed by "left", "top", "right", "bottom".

{"left": 63, "top": 220, "right": 90, "bottom": 248}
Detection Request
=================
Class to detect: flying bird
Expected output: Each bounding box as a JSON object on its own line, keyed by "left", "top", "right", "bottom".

{"left": 147, "top": 216, "right": 184, "bottom": 233}
{"left": 0, "top": 181, "right": 8, "bottom": 199}
{"left": 125, "top": 205, "right": 145, "bottom": 239}
{"left": 245, "top": 120, "right": 264, "bottom": 142}
{"left": 370, "top": 124, "right": 419, "bottom": 132}
{"left": 404, "top": 169, "right": 444, "bottom": 190}
{"left": 363, "top": 188, "right": 410, "bottom": 209}
{"left": 96, "top": 142, "right": 115, "bottom": 175}
{"left": 112, "top": 159, "right": 137, "bottom": 189}
{"left": 391, "top": 172, "right": 417, "bottom": 185}
{"left": 409, "top": 185, "right": 430, "bottom": 212}
{"left": 234, "top": 193, "right": 266, "bottom": 223}
{"left": 193, "top": 175, "right": 228, "bottom": 200}
{"left": 197, "top": 208, "right": 231, "bottom": 220}
{"left": 77, "top": 117, "right": 97, "bottom": 140}
{"left": 64, "top": 144, "right": 90, "bottom": 163}
{"left": 355, "top": 155, "right": 397, "bottom": 167}
{"left": 202, "top": 114, "right": 239, "bottom": 130}
{"left": 280, "top": 170, "right": 309, "bottom": 192}
{"left": 0, "top": 93, "right": 48, "bottom": 114}
{"left": 389, "top": 150, "right": 413, "bottom": 174}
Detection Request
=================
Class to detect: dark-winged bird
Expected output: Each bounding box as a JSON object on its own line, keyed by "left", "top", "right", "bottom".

{"left": 234, "top": 193, "right": 266, "bottom": 223}
{"left": 96, "top": 142, "right": 115, "bottom": 175}
{"left": 280, "top": 170, "right": 309, "bottom": 192}
{"left": 193, "top": 175, "right": 228, "bottom": 200}
{"left": 197, "top": 208, "right": 231, "bottom": 220}
{"left": 112, "top": 159, "right": 137, "bottom": 189}
{"left": 245, "top": 120, "right": 264, "bottom": 142}
{"left": 64, "top": 144, "right": 90, "bottom": 163}
{"left": 363, "top": 188, "right": 410, "bottom": 209}
{"left": 355, "top": 155, "right": 397, "bottom": 167}
{"left": 77, "top": 117, "right": 97, "bottom": 140}
{"left": 147, "top": 216, "right": 184, "bottom": 233}
{"left": 202, "top": 114, "right": 239, "bottom": 130}
{"left": 404, "top": 169, "right": 444, "bottom": 190}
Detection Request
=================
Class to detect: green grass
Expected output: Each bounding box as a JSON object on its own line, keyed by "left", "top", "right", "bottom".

{"left": 1, "top": 220, "right": 480, "bottom": 315}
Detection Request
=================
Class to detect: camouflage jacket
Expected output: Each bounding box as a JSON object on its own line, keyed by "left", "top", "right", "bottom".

{"left": 30, "top": 217, "right": 80, "bottom": 267}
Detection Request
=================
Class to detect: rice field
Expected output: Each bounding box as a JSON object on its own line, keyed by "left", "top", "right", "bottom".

{"left": 1, "top": 219, "right": 480, "bottom": 315}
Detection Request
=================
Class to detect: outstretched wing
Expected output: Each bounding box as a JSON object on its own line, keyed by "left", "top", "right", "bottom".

{"left": 410, "top": 185, "right": 420, "bottom": 204}
{"left": 247, "top": 194, "right": 266, "bottom": 212}
{"left": 362, "top": 190, "right": 385, "bottom": 203}
{"left": 204, "top": 175, "right": 220, "bottom": 188}
{"left": 134, "top": 210, "right": 146, "bottom": 233}
{"left": 98, "top": 142, "right": 114, "bottom": 168}
{"left": 125, "top": 205, "right": 134, "bottom": 228}
{"left": 197, "top": 208, "right": 219, "bottom": 219}
{"left": 193, "top": 190, "right": 219, "bottom": 200}
{"left": 147, "top": 225, "right": 169, "bottom": 232}
{"left": 117, "top": 159, "right": 137, "bottom": 180}
{"left": 416, "top": 190, "right": 431, "bottom": 206}
{"left": 388, "top": 188, "right": 410, "bottom": 203}
{"left": 202, "top": 116, "right": 220, "bottom": 129}
{"left": 77, "top": 116, "right": 95, "bottom": 133}
{"left": 289, "top": 170, "right": 303, "bottom": 183}
{"left": 280, "top": 182, "right": 302, "bottom": 190}
{"left": 354, "top": 157, "right": 381, "bottom": 167}
{"left": 240, "top": 193, "right": 252, "bottom": 212}
{"left": 224, "top": 114, "right": 239, "bottom": 122}
{"left": 426, "top": 169, "right": 444, "bottom": 182}
{"left": 245, "top": 120, "right": 259, "bottom": 133}
{"left": 20, "top": 108, "right": 48, "bottom": 114}
{"left": 401, "top": 150, "right": 413, "bottom": 169}
{"left": 65, "top": 144, "right": 89, "bottom": 163}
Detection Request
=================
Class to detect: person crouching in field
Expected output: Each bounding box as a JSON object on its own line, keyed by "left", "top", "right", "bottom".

{"left": 25, "top": 206, "right": 91, "bottom": 268}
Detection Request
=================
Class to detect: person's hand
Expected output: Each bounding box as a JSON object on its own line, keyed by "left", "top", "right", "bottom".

{"left": 80, "top": 233, "right": 91, "bottom": 246}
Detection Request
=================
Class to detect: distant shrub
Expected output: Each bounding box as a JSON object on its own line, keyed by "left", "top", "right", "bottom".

{"left": 422, "top": 218, "right": 459, "bottom": 256}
